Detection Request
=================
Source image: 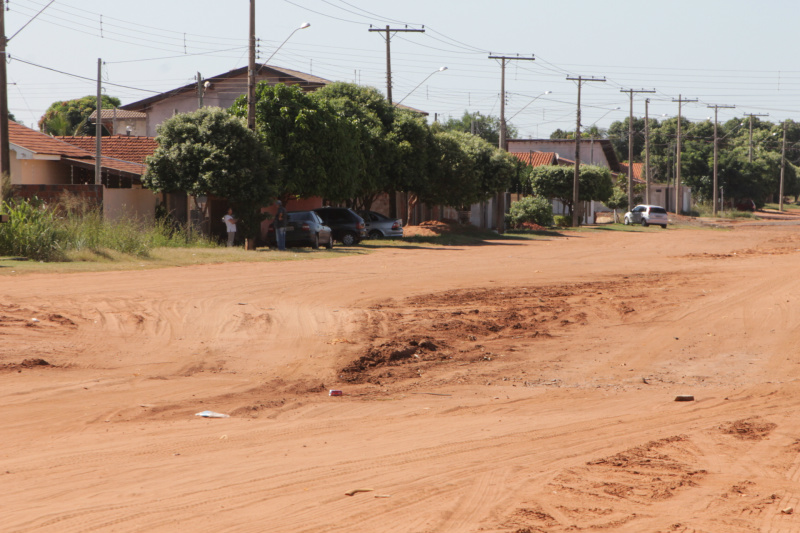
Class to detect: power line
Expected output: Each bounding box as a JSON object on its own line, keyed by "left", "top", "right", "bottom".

{"left": 11, "top": 57, "right": 161, "bottom": 93}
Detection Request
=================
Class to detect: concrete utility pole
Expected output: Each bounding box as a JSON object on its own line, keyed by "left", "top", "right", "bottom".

{"left": 489, "top": 54, "right": 535, "bottom": 233}
{"left": 247, "top": 0, "right": 256, "bottom": 130}
{"left": 368, "top": 25, "right": 425, "bottom": 104}
{"left": 707, "top": 104, "right": 735, "bottom": 216}
{"left": 567, "top": 75, "right": 606, "bottom": 227}
{"left": 744, "top": 112, "right": 769, "bottom": 162}
{"left": 780, "top": 120, "right": 787, "bottom": 211}
{"left": 95, "top": 58, "right": 102, "bottom": 186}
{"left": 620, "top": 88, "right": 655, "bottom": 211}
{"left": 0, "top": 4, "right": 10, "bottom": 195}
{"left": 645, "top": 98, "right": 652, "bottom": 205}
{"left": 197, "top": 72, "right": 204, "bottom": 108}
{"left": 672, "top": 95, "right": 698, "bottom": 214}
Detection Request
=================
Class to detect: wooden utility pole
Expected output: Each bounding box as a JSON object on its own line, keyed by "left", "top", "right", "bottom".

{"left": 780, "top": 120, "right": 787, "bottom": 211}
{"left": 489, "top": 54, "right": 535, "bottom": 233}
{"left": 672, "top": 95, "right": 698, "bottom": 214}
{"left": 567, "top": 75, "right": 606, "bottom": 226}
{"left": 369, "top": 25, "right": 425, "bottom": 105}
{"left": 707, "top": 104, "right": 735, "bottom": 216}
{"left": 620, "top": 88, "right": 655, "bottom": 211}
{"left": 197, "top": 72, "right": 204, "bottom": 108}
{"left": 744, "top": 112, "right": 769, "bottom": 162}
{"left": 95, "top": 58, "right": 102, "bottom": 186}
{"left": 369, "top": 25, "right": 424, "bottom": 219}
{"left": 645, "top": 98, "right": 651, "bottom": 205}
{"left": 0, "top": 4, "right": 10, "bottom": 195}
{"left": 247, "top": 0, "right": 256, "bottom": 130}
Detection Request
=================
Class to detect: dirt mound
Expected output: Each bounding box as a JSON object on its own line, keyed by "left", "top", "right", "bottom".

{"left": 719, "top": 418, "right": 777, "bottom": 440}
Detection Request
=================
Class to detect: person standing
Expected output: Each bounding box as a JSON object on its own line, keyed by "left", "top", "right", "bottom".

{"left": 274, "top": 200, "right": 288, "bottom": 251}
{"left": 222, "top": 208, "right": 237, "bottom": 247}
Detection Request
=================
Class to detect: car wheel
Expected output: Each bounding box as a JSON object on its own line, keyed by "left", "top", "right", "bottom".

{"left": 312, "top": 233, "right": 320, "bottom": 249}
{"left": 641, "top": 219, "right": 649, "bottom": 227}
{"left": 325, "top": 235, "right": 333, "bottom": 249}
{"left": 368, "top": 230, "right": 383, "bottom": 240}
{"left": 661, "top": 225, "right": 668, "bottom": 229}
{"left": 624, "top": 216, "right": 630, "bottom": 225}
{"left": 341, "top": 232, "right": 357, "bottom": 246}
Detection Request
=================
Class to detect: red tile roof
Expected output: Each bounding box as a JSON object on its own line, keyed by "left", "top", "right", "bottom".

{"left": 56, "top": 135, "right": 158, "bottom": 164}
{"left": 510, "top": 152, "right": 557, "bottom": 167}
{"left": 88, "top": 109, "right": 147, "bottom": 120}
{"left": 618, "top": 162, "right": 646, "bottom": 183}
{"left": 8, "top": 121, "right": 92, "bottom": 158}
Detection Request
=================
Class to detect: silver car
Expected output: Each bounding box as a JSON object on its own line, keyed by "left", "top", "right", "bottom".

{"left": 358, "top": 210, "right": 404, "bottom": 239}
{"left": 624, "top": 205, "right": 668, "bottom": 228}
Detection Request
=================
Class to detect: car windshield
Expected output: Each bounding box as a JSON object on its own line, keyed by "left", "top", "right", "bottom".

{"left": 287, "top": 212, "right": 312, "bottom": 222}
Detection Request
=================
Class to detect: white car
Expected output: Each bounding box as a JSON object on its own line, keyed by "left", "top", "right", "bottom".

{"left": 624, "top": 205, "right": 668, "bottom": 228}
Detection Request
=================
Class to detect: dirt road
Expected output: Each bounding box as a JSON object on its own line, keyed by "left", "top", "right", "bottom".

{"left": 3, "top": 223, "right": 800, "bottom": 532}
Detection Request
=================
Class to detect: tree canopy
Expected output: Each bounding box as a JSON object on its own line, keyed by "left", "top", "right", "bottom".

{"left": 143, "top": 107, "right": 275, "bottom": 212}
{"left": 38, "top": 95, "right": 121, "bottom": 136}
{"left": 439, "top": 111, "right": 517, "bottom": 146}
{"left": 528, "top": 164, "right": 613, "bottom": 215}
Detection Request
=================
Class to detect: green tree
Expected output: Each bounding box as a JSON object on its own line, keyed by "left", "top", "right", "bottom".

{"left": 440, "top": 111, "right": 517, "bottom": 146}
{"left": 529, "top": 164, "right": 613, "bottom": 216}
{"left": 143, "top": 107, "right": 276, "bottom": 238}
{"left": 311, "top": 82, "right": 397, "bottom": 210}
{"left": 229, "top": 83, "right": 362, "bottom": 206}
{"left": 507, "top": 195, "right": 554, "bottom": 228}
{"left": 38, "top": 95, "right": 121, "bottom": 136}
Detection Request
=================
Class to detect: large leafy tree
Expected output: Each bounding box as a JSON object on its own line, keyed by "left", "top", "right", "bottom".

{"left": 529, "top": 164, "right": 613, "bottom": 216}
{"left": 38, "top": 95, "right": 121, "bottom": 136}
{"left": 440, "top": 111, "right": 517, "bottom": 146}
{"left": 143, "top": 107, "right": 276, "bottom": 237}
{"left": 311, "top": 82, "right": 396, "bottom": 210}
{"left": 229, "top": 83, "right": 362, "bottom": 206}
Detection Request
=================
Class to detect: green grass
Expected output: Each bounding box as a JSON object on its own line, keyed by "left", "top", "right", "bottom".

{"left": 763, "top": 202, "right": 800, "bottom": 212}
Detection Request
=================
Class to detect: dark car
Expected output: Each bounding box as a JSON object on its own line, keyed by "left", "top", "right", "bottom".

{"left": 736, "top": 199, "right": 757, "bottom": 212}
{"left": 267, "top": 210, "right": 333, "bottom": 249}
{"left": 358, "top": 210, "right": 404, "bottom": 239}
{"left": 312, "top": 207, "right": 367, "bottom": 246}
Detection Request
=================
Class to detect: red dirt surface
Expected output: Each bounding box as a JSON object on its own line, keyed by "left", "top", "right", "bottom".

{"left": 4, "top": 222, "right": 800, "bottom": 532}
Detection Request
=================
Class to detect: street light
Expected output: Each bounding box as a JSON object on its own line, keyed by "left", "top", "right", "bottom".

{"left": 587, "top": 106, "right": 621, "bottom": 128}
{"left": 394, "top": 66, "right": 448, "bottom": 107}
{"left": 258, "top": 22, "right": 311, "bottom": 73}
{"left": 508, "top": 90, "right": 552, "bottom": 121}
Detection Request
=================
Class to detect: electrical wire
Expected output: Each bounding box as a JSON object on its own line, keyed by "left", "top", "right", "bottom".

{"left": 12, "top": 56, "right": 162, "bottom": 93}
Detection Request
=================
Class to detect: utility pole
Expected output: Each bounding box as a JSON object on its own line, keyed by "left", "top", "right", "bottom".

{"left": 197, "top": 72, "right": 204, "bottom": 108}
{"left": 489, "top": 54, "right": 535, "bottom": 233}
{"left": 707, "top": 104, "right": 735, "bottom": 216}
{"left": 744, "top": 112, "right": 769, "bottom": 162}
{"left": 620, "top": 88, "right": 655, "bottom": 211}
{"left": 369, "top": 25, "right": 424, "bottom": 219}
{"left": 645, "top": 98, "right": 651, "bottom": 205}
{"left": 567, "top": 75, "right": 606, "bottom": 227}
{"left": 95, "top": 58, "right": 102, "bottom": 186}
{"left": 672, "top": 95, "right": 698, "bottom": 214}
{"left": 0, "top": 3, "right": 10, "bottom": 197}
{"left": 780, "top": 120, "right": 787, "bottom": 211}
{"left": 368, "top": 25, "right": 425, "bottom": 105}
{"left": 246, "top": 0, "right": 256, "bottom": 130}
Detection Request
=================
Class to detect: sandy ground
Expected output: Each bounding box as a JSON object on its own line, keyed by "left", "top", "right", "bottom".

{"left": 3, "top": 220, "right": 800, "bottom": 533}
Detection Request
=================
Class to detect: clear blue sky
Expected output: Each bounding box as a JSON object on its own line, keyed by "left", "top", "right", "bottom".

{"left": 7, "top": 0, "right": 800, "bottom": 137}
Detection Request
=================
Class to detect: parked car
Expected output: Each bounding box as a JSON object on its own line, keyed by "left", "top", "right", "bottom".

{"left": 358, "top": 210, "right": 404, "bottom": 239}
{"left": 267, "top": 210, "right": 333, "bottom": 249}
{"left": 313, "top": 207, "right": 367, "bottom": 246}
{"left": 624, "top": 205, "right": 668, "bottom": 228}
{"left": 736, "top": 199, "right": 757, "bottom": 212}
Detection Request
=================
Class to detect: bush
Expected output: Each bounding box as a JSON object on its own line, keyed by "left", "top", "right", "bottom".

{"left": 554, "top": 215, "right": 571, "bottom": 227}
{"left": 507, "top": 196, "right": 554, "bottom": 228}
{"left": 0, "top": 196, "right": 216, "bottom": 262}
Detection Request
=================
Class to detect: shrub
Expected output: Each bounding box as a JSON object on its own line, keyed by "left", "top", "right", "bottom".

{"left": 507, "top": 195, "right": 554, "bottom": 228}
{"left": 553, "top": 215, "right": 572, "bottom": 227}
{"left": 0, "top": 198, "right": 64, "bottom": 260}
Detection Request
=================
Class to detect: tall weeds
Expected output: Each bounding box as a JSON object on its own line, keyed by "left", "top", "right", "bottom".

{"left": 0, "top": 195, "right": 215, "bottom": 261}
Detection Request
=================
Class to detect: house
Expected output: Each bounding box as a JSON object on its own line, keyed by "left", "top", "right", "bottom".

{"left": 87, "top": 109, "right": 147, "bottom": 137}
{"left": 5, "top": 120, "right": 158, "bottom": 221}
{"left": 119, "top": 65, "right": 331, "bottom": 137}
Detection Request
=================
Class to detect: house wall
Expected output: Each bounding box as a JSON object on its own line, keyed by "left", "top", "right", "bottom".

{"left": 11, "top": 184, "right": 103, "bottom": 205}
{"left": 103, "top": 187, "right": 157, "bottom": 222}
{"left": 103, "top": 117, "right": 147, "bottom": 136}
{"left": 507, "top": 140, "right": 612, "bottom": 169}
{"left": 12, "top": 158, "right": 71, "bottom": 185}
